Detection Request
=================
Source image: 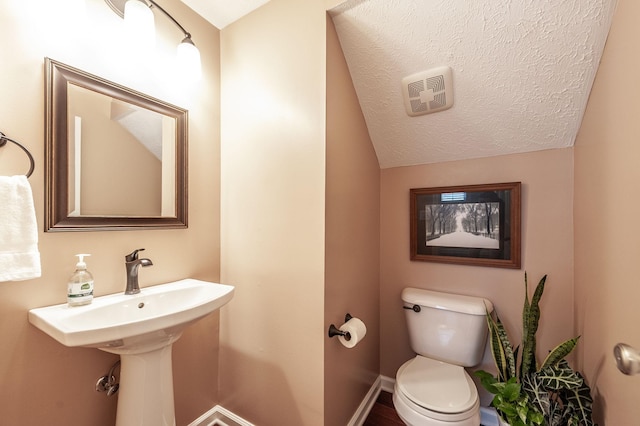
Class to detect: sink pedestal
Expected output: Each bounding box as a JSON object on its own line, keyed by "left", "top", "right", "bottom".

{"left": 105, "top": 336, "right": 182, "bottom": 426}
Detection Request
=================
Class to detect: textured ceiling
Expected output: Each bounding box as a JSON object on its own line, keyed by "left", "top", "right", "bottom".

{"left": 330, "top": 0, "right": 617, "bottom": 168}
{"left": 182, "top": 0, "right": 617, "bottom": 169}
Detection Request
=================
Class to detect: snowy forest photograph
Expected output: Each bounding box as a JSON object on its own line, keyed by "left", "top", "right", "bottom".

{"left": 410, "top": 182, "right": 521, "bottom": 268}
{"left": 424, "top": 202, "right": 500, "bottom": 249}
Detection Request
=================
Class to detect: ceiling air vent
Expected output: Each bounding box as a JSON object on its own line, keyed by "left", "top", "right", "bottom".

{"left": 401, "top": 66, "right": 453, "bottom": 117}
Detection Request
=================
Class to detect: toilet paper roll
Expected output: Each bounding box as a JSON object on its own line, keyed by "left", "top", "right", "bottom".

{"left": 338, "top": 317, "right": 367, "bottom": 348}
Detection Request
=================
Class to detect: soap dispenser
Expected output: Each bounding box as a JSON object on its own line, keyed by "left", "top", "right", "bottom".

{"left": 67, "top": 254, "right": 94, "bottom": 306}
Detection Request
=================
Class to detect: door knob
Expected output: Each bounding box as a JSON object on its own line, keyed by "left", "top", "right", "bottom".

{"left": 614, "top": 343, "right": 640, "bottom": 375}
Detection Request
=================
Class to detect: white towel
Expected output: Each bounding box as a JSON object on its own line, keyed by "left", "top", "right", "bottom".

{"left": 0, "top": 175, "right": 41, "bottom": 281}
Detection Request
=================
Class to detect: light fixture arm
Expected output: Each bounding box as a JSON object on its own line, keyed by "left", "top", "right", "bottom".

{"left": 146, "top": 0, "right": 193, "bottom": 42}
{"left": 107, "top": 0, "right": 202, "bottom": 79}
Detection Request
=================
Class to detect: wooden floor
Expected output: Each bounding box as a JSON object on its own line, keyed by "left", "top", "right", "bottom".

{"left": 363, "top": 391, "right": 405, "bottom": 426}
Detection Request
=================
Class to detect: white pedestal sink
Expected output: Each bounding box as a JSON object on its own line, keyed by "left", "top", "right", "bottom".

{"left": 28, "top": 279, "right": 234, "bottom": 426}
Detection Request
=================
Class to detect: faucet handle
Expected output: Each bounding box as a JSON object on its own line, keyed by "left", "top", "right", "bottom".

{"left": 125, "top": 248, "right": 145, "bottom": 262}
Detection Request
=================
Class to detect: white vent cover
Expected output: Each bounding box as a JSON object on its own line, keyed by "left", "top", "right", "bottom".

{"left": 402, "top": 66, "right": 454, "bottom": 117}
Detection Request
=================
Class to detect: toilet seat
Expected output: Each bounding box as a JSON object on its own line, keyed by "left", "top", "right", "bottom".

{"left": 395, "top": 355, "right": 479, "bottom": 423}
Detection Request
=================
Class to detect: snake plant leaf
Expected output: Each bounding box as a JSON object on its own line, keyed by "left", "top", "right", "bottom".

{"left": 522, "top": 272, "right": 531, "bottom": 376}
{"left": 521, "top": 274, "right": 547, "bottom": 377}
{"left": 539, "top": 336, "right": 580, "bottom": 370}
{"left": 487, "top": 310, "right": 517, "bottom": 381}
{"left": 523, "top": 272, "right": 530, "bottom": 345}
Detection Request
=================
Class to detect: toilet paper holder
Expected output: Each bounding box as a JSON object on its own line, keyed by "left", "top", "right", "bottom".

{"left": 328, "top": 313, "right": 353, "bottom": 341}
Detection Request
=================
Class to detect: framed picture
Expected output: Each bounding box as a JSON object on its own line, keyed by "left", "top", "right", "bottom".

{"left": 410, "top": 182, "right": 521, "bottom": 268}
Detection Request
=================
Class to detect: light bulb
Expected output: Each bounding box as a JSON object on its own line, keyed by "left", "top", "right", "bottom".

{"left": 124, "top": 0, "right": 155, "bottom": 50}
{"left": 177, "top": 37, "right": 202, "bottom": 81}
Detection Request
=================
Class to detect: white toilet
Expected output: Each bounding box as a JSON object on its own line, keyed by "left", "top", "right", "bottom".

{"left": 393, "top": 288, "right": 493, "bottom": 426}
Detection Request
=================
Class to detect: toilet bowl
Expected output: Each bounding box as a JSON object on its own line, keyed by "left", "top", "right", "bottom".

{"left": 392, "top": 356, "right": 481, "bottom": 426}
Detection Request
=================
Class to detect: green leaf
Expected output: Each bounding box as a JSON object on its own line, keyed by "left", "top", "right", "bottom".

{"left": 475, "top": 370, "right": 500, "bottom": 394}
{"left": 522, "top": 373, "right": 551, "bottom": 418}
{"left": 522, "top": 272, "right": 531, "bottom": 354}
{"left": 530, "top": 410, "right": 544, "bottom": 425}
{"left": 485, "top": 377, "right": 546, "bottom": 426}
{"left": 503, "top": 381, "right": 523, "bottom": 402}
{"left": 539, "top": 337, "right": 579, "bottom": 370}
{"left": 523, "top": 359, "right": 596, "bottom": 426}
{"left": 487, "top": 309, "right": 517, "bottom": 381}
{"left": 521, "top": 274, "right": 546, "bottom": 377}
{"left": 564, "top": 370, "right": 595, "bottom": 426}
{"left": 536, "top": 361, "right": 583, "bottom": 390}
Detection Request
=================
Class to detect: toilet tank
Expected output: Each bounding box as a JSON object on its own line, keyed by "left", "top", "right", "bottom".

{"left": 402, "top": 288, "right": 493, "bottom": 367}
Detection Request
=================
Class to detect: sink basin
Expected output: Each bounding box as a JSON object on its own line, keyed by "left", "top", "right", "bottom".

{"left": 29, "top": 278, "right": 234, "bottom": 351}
{"left": 28, "top": 278, "right": 234, "bottom": 426}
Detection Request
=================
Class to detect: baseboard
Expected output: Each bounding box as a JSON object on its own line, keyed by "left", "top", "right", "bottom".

{"left": 347, "top": 375, "right": 396, "bottom": 426}
{"left": 347, "top": 376, "right": 381, "bottom": 426}
{"left": 189, "top": 375, "right": 498, "bottom": 426}
{"left": 188, "top": 405, "right": 255, "bottom": 426}
{"left": 380, "top": 374, "right": 395, "bottom": 393}
{"left": 189, "top": 375, "right": 397, "bottom": 426}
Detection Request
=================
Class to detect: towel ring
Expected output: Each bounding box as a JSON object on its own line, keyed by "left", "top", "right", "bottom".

{"left": 0, "top": 131, "right": 35, "bottom": 178}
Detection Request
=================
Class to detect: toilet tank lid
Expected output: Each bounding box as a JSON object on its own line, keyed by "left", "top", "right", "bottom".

{"left": 401, "top": 288, "right": 493, "bottom": 315}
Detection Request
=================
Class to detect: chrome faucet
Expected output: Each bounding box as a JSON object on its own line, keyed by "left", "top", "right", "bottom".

{"left": 124, "top": 248, "right": 153, "bottom": 295}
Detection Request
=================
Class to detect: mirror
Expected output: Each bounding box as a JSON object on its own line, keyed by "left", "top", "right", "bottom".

{"left": 44, "top": 58, "right": 188, "bottom": 231}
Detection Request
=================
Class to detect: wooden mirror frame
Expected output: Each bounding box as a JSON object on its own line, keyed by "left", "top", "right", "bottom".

{"left": 44, "top": 58, "right": 188, "bottom": 232}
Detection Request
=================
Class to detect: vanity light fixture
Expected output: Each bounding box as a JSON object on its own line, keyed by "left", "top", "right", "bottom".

{"left": 106, "top": 0, "right": 202, "bottom": 80}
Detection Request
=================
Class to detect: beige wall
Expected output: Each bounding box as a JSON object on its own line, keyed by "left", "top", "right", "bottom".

{"left": 574, "top": 0, "right": 640, "bottom": 423}
{"left": 325, "top": 17, "right": 381, "bottom": 426}
{"left": 8, "top": 1, "right": 633, "bottom": 425}
{"left": 0, "top": 1, "right": 221, "bottom": 424}
{"left": 380, "top": 149, "right": 575, "bottom": 393}
{"left": 219, "top": 0, "right": 327, "bottom": 424}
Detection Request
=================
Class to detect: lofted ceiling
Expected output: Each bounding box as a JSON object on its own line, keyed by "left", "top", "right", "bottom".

{"left": 180, "top": 0, "right": 271, "bottom": 29}
{"left": 182, "top": 0, "right": 617, "bottom": 169}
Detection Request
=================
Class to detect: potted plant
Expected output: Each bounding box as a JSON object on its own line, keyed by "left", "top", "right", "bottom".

{"left": 475, "top": 273, "right": 596, "bottom": 426}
